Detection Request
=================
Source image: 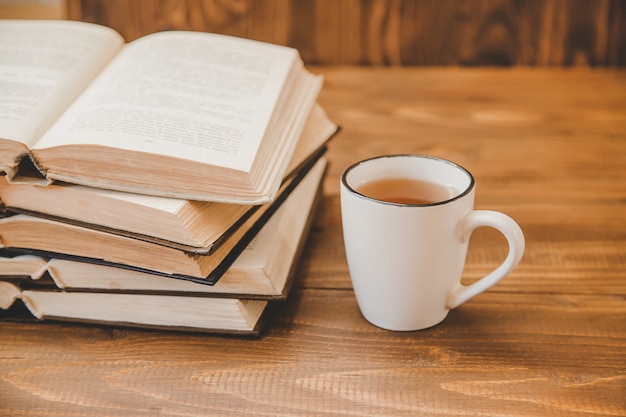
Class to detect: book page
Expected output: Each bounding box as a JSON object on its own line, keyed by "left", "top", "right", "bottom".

{"left": 63, "top": 183, "right": 186, "bottom": 213}
{"left": 34, "top": 31, "right": 300, "bottom": 171}
{"left": 0, "top": 20, "right": 124, "bottom": 145}
{"left": 0, "top": 281, "right": 21, "bottom": 310}
{"left": 18, "top": 291, "right": 265, "bottom": 331}
{"left": 0, "top": 254, "right": 49, "bottom": 279}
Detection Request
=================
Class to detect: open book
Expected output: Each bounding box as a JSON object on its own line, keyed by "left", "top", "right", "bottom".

{"left": 0, "top": 104, "right": 337, "bottom": 253}
{"left": 0, "top": 158, "right": 327, "bottom": 284}
{"left": 0, "top": 159, "right": 325, "bottom": 298}
{"left": 0, "top": 19, "right": 324, "bottom": 203}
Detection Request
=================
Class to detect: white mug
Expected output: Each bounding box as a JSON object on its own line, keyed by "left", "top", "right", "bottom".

{"left": 340, "top": 154, "right": 525, "bottom": 331}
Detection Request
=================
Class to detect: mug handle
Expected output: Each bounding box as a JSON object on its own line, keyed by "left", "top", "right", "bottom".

{"left": 446, "top": 210, "right": 525, "bottom": 309}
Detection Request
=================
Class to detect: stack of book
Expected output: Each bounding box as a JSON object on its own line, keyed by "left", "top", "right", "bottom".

{"left": 0, "top": 20, "right": 339, "bottom": 334}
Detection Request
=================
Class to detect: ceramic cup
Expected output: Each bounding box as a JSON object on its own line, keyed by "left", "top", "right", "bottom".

{"left": 340, "top": 154, "right": 525, "bottom": 331}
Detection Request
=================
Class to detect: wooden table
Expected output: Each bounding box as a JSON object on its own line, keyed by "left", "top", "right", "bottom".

{"left": 1, "top": 68, "right": 624, "bottom": 416}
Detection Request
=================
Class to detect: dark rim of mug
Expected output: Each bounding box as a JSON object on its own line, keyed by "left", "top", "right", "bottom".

{"left": 341, "top": 154, "right": 475, "bottom": 207}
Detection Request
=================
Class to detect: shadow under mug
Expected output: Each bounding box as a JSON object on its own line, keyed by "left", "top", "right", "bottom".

{"left": 340, "top": 154, "right": 525, "bottom": 331}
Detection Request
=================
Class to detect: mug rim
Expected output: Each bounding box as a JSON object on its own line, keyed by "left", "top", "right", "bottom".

{"left": 341, "top": 154, "right": 475, "bottom": 207}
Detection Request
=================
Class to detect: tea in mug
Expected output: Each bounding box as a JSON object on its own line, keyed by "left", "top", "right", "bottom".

{"left": 355, "top": 177, "right": 453, "bottom": 205}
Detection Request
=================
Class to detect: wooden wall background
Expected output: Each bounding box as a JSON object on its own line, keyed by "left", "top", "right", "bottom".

{"left": 67, "top": 0, "right": 624, "bottom": 66}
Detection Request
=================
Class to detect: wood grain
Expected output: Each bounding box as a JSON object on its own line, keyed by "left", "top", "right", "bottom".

{"left": 67, "top": 0, "right": 626, "bottom": 66}
{"left": 1, "top": 292, "right": 624, "bottom": 416}
{"left": 1, "top": 68, "right": 625, "bottom": 416}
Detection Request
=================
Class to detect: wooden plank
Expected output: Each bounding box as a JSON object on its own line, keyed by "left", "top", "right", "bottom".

{"left": 0, "top": 290, "right": 624, "bottom": 416}
{"left": 65, "top": 0, "right": 625, "bottom": 66}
